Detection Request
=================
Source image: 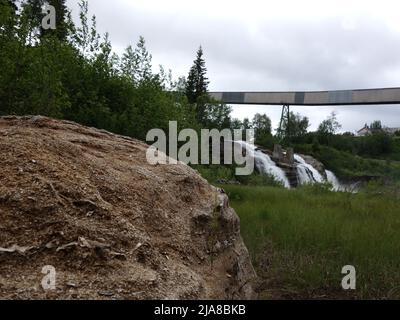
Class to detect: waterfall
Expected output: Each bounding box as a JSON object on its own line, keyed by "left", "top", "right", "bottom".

{"left": 325, "top": 170, "right": 341, "bottom": 191}
{"left": 254, "top": 150, "right": 291, "bottom": 188}
{"left": 326, "top": 170, "right": 359, "bottom": 192}
{"left": 296, "top": 165, "right": 315, "bottom": 185}
{"left": 228, "top": 141, "right": 346, "bottom": 191}
{"left": 294, "top": 154, "right": 324, "bottom": 184}
{"left": 233, "top": 141, "right": 291, "bottom": 188}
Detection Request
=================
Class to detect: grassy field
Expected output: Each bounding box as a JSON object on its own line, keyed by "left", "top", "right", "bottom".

{"left": 222, "top": 184, "right": 400, "bottom": 299}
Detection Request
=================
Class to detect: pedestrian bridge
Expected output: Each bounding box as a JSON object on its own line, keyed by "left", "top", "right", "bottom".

{"left": 209, "top": 87, "right": 400, "bottom": 106}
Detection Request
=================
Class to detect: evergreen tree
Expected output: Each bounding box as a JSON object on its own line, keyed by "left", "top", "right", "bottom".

{"left": 186, "top": 46, "right": 210, "bottom": 124}
{"left": 186, "top": 46, "right": 209, "bottom": 103}
{"left": 185, "top": 46, "right": 233, "bottom": 129}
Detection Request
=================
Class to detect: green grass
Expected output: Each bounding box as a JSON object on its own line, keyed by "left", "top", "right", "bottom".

{"left": 222, "top": 184, "right": 400, "bottom": 299}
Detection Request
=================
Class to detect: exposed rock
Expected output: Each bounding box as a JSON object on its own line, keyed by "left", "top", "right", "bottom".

{"left": 272, "top": 144, "right": 284, "bottom": 161}
{"left": 0, "top": 116, "right": 256, "bottom": 300}
{"left": 271, "top": 144, "right": 294, "bottom": 165}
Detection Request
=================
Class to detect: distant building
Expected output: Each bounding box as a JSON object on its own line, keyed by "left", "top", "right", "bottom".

{"left": 357, "top": 124, "right": 370, "bottom": 136}
{"left": 356, "top": 124, "right": 400, "bottom": 136}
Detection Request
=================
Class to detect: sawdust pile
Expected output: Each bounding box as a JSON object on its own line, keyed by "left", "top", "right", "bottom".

{"left": 0, "top": 116, "right": 256, "bottom": 299}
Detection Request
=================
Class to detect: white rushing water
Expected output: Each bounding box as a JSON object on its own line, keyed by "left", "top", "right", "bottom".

{"left": 294, "top": 154, "right": 324, "bottom": 184}
{"left": 325, "top": 170, "right": 341, "bottom": 191}
{"left": 295, "top": 165, "right": 315, "bottom": 185}
{"left": 325, "top": 170, "right": 359, "bottom": 192}
{"left": 234, "top": 141, "right": 291, "bottom": 188}
{"left": 228, "top": 141, "right": 347, "bottom": 191}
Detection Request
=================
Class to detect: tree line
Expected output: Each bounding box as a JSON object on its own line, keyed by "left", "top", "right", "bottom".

{"left": 0, "top": 0, "right": 233, "bottom": 141}
{"left": 1, "top": 0, "right": 397, "bottom": 160}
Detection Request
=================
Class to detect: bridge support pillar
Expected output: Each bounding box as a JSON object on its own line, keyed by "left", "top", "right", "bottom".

{"left": 277, "top": 104, "right": 290, "bottom": 140}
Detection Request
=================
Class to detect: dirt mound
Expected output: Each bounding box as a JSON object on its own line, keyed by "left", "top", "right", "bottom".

{"left": 0, "top": 116, "right": 256, "bottom": 299}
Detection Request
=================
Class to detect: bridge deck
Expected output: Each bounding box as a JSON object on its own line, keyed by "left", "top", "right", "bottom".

{"left": 209, "top": 87, "right": 400, "bottom": 106}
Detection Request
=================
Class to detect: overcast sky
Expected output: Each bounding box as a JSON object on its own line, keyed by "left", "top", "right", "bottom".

{"left": 66, "top": 0, "right": 400, "bottom": 132}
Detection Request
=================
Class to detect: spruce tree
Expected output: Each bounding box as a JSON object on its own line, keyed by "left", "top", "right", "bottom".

{"left": 185, "top": 46, "right": 209, "bottom": 123}
{"left": 185, "top": 65, "right": 196, "bottom": 104}
{"left": 186, "top": 46, "right": 209, "bottom": 103}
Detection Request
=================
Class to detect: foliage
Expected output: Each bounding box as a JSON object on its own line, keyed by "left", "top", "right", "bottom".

{"left": 370, "top": 120, "right": 382, "bottom": 131}
{"left": 294, "top": 144, "right": 400, "bottom": 180}
{"left": 317, "top": 111, "right": 342, "bottom": 135}
{"left": 281, "top": 111, "right": 310, "bottom": 141}
{"left": 0, "top": 0, "right": 196, "bottom": 141}
{"left": 252, "top": 113, "right": 272, "bottom": 143}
